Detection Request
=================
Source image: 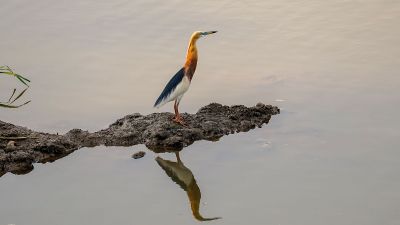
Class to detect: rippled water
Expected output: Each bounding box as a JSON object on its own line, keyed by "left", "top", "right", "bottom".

{"left": 1, "top": 0, "right": 400, "bottom": 224}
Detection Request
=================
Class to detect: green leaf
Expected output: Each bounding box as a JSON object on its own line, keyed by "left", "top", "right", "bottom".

{"left": 0, "top": 66, "right": 30, "bottom": 86}
{"left": 0, "top": 100, "right": 31, "bottom": 108}
{"left": 16, "top": 74, "right": 31, "bottom": 83}
{"left": 0, "top": 71, "right": 14, "bottom": 76}
{"left": 0, "top": 103, "right": 19, "bottom": 108}
{"left": 15, "top": 100, "right": 31, "bottom": 108}
{"left": 7, "top": 88, "right": 16, "bottom": 103}
{"left": 10, "top": 87, "right": 28, "bottom": 104}
{"left": 16, "top": 75, "right": 29, "bottom": 86}
{"left": 0, "top": 66, "right": 31, "bottom": 108}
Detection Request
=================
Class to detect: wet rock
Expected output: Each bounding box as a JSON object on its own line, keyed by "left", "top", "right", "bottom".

{"left": 0, "top": 103, "right": 279, "bottom": 176}
{"left": 132, "top": 151, "right": 146, "bottom": 159}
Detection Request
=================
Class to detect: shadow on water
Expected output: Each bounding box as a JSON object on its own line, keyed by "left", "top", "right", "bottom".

{"left": 155, "top": 149, "right": 221, "bottom": 221}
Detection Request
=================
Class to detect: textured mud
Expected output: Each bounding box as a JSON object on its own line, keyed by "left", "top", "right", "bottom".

{"left": 0, "top": 103, "right": 279, "bottom": 176}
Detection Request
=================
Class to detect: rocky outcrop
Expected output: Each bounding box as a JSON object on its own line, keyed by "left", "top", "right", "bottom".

{"left": 0, "top": 103, "right": 279, "bottom": 176}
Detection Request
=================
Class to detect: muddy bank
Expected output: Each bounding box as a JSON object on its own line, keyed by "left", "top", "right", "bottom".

{"left": 0, "top": 103, "right": 279, "bottom": 176}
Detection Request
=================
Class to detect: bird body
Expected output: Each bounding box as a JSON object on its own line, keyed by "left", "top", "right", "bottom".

{"left": 154, "top": 67, "right": 190, "bottom": 108}
{"left": 154, "top": 31, "right": 217, "bottom": 125}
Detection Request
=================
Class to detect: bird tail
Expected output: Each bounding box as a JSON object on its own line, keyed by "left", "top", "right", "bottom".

{"left": 154, "top": 96, "right": 168, "bottom": 108}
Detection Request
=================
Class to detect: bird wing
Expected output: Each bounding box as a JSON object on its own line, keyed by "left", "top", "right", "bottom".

{"left": 154, "top": 67, "right": 186, "bottom": 108}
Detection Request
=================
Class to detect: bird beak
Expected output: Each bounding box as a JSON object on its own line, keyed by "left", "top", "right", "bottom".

{"left": 201, "top": 31, "right": 217, "bottom": 36}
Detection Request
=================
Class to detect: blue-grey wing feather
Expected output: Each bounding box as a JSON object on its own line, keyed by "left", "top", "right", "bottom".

{"left": 154, "top": 67, "right": 185, "bottom": 107}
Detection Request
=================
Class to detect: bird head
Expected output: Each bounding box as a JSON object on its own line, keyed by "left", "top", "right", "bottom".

{"left": 191, "top": 31, "right": 217, "bottom": 41}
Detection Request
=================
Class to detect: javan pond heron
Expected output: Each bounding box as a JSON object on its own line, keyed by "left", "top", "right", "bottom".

{"left": 154, "top": 31, "right": 217, "bottom": 125}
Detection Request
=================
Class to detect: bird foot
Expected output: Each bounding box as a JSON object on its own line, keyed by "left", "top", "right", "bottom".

{"left": 172, "top": 117, "right": 188, "bottom": 128}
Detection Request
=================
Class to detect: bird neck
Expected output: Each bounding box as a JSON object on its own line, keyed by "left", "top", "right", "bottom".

{"left": 184, "top": 38, "right": 198, "bottom": 81}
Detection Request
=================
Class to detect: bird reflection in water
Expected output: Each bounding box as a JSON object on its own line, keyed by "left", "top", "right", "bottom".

{"left": 155, "top": 151, "right": 221, "bottom": 221}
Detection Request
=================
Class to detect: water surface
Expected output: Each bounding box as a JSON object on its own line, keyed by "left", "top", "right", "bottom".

{"left": 1, "top": 0, "right": 400, "bottom": 224}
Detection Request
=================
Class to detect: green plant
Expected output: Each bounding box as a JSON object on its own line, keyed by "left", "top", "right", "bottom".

{"left": 1, "top": 66, "right": 31, "bottom": 108}
{"left": 0, "top": 65, "right": 30, "bottom": 86}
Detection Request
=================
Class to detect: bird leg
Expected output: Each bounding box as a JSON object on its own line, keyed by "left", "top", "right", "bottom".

{"left": 172, "top": 100, "right": 187, "bottom": 126}
{"left": 175, "top": 152, "right": 182, "bottom": 164}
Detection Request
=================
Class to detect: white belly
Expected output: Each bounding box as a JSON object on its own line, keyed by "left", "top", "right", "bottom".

{"left": 167, "top": 76, "right": 190, "bottom": 102}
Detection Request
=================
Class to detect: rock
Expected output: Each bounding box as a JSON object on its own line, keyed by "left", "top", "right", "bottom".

{"left": 132, "top": 151, "right": 146, "bottom": 159}
{"left": 0, "top": 103, "right": 279, "bottom": 176}
{"left": 5, "top": 141, "right": 16, "bottom": 152}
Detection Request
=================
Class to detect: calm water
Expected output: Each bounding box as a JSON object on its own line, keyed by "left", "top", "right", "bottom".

{"left": 1, "top": 0, "right": 400, "bottom": 224}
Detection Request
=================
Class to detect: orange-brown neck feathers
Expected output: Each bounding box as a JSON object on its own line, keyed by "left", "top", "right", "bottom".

{"left": 184, "top": 34, "right": 200, "bottom": 81}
